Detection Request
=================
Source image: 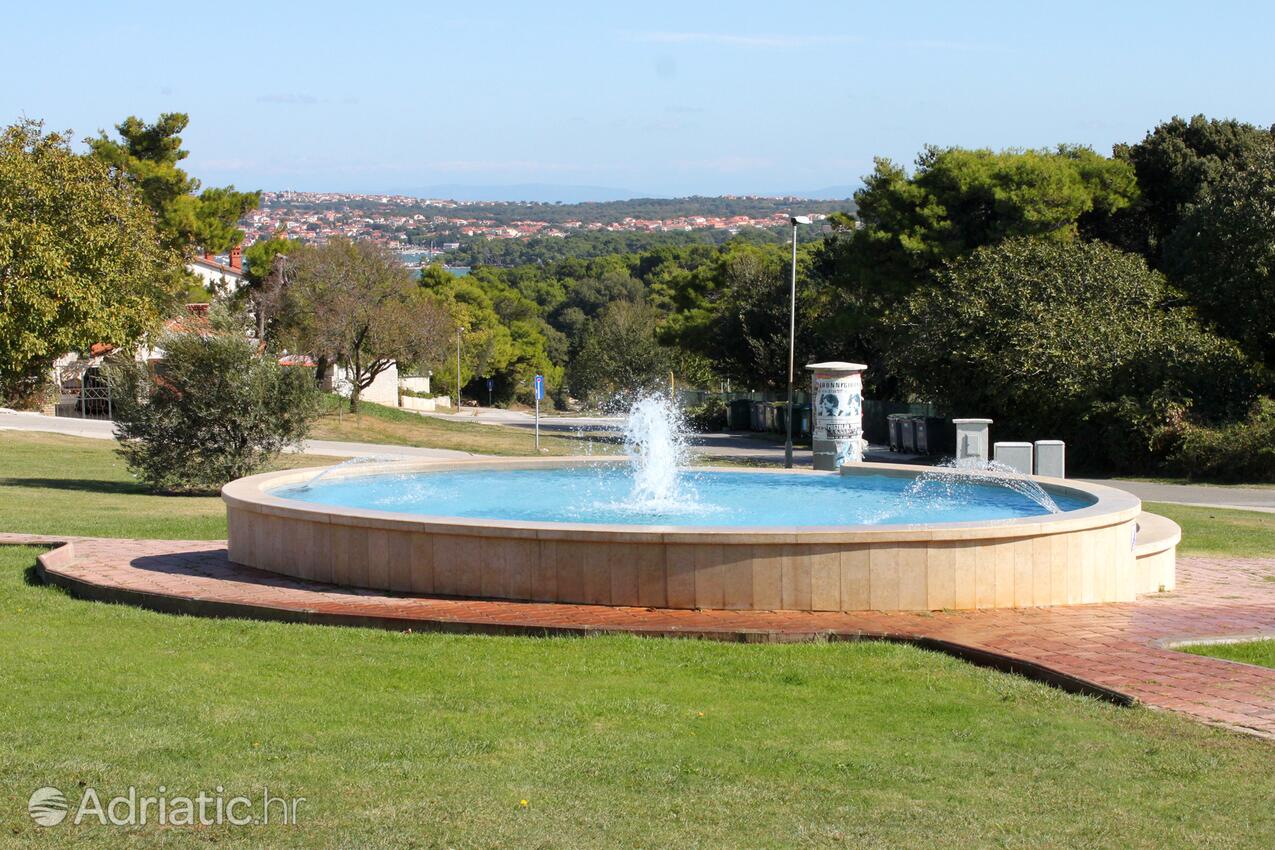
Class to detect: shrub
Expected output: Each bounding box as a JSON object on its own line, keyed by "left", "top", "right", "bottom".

{"left": 886, "top": 237, "right": 1256, "bottom": 471}
{"left": 685, "top": 397, "right": 727, "bottom": 432}
{"left": 1163, "top": 397, "right": 1275, "bottom": 482}
{"left": 110, "top": 331, "right": 319, "bottom": 494}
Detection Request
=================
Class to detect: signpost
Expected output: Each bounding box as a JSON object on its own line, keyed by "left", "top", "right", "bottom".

{"left": 486, "top": 377, "right": 494, "bottom": 407}
{"left": 805, "top": 361, "right": 867, "bottom": 470}
{"left": 533, "top": 374, "right": 544, "bottom": 451}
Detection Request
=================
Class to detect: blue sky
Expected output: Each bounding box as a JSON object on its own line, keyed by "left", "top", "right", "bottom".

{"left": 4, "top": 1, "right": 1272, "bottom": 198}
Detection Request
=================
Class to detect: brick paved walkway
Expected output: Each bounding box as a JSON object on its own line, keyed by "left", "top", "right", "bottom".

{"left": 6, "top": 532, "right": 1275, "bottom": 739}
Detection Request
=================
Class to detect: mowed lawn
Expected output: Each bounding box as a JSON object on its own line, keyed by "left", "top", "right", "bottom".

{"left": 1143, "top": 501, "right": 1275, "bottom": 559}
{"left": 1184, "top": 639, "right": 1275, "bottom": 670}
{"left": 310, "top": 396, "right": 604, "bottom": 457}
{"left": 2, "top": 432, "right": 1275, "bottom": 847}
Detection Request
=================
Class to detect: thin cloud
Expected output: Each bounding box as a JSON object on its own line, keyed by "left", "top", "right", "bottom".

{"left": 631, "top": 31, "right": 857, "bottom": 48}
{"left": 256, "top": 93, "right": 320, "bottom": 105}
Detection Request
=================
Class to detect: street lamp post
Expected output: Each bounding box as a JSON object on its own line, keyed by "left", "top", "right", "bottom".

{"left": 785, "top": 215, "right": 812, "bottom": 469}
{"left": 456, "top": 326, "right": 465, "bottom": 407}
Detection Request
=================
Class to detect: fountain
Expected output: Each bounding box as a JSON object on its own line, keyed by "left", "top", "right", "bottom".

{"left": 221, "top": 397, "right": 1168, "bottom": 612}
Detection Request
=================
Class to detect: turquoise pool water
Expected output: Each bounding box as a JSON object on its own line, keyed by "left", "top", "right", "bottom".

{"left": 273, "top": 467, "right": 1092, "bottom": 527}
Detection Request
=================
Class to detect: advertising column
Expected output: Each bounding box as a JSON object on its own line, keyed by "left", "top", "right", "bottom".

{"left": 806, "top": 361, "right": 867, "bottom": 470}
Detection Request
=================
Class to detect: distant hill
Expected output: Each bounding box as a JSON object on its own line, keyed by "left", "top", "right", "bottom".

{"left": 405, "top": 183, "right": 639, "bottom": 204}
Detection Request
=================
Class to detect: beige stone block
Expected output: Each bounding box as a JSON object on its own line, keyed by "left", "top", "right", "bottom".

{"left": 409, "top": 533, "right": 434, "bottom": 594}
{"left": 635, "top": 544, "right": 667, "bottom": 608}
{"left": 1048, "top": 533, "right": 1068, "bottom": 606}
{"left": 809, "top": 546, "right": 842, "bottom": 611}
{"left": 1066, "top": 532, "right": 1084, "bottom": 604}
{"left": 554, "top": 540, "right": 585, "bottom": 603}
{"left": 974, "top": 543, "right": 997, "bottom": 609}
{"left": 1013, "top": 537, "right": 1035, "bottom": 607}
{"left": 693, "top": 544, "right": 725, "bottom": 609}
{"left": 720, "top": 545, "right": 755, "bottom": 610}
{"left": 869, "top": 546, "right": 900, "bottom": 611}
{"left": 665, "top": 544, "right": 697, "bottom": 608}
{"left": 507, "top": 539, "right": 536, "bottom": 600}
{"left": 781, "top": 545, "right": 812, "bottom": 610}
{"left": 480, "top": 537, "right": 513, "bottom": 599}
{"left": 994, "top": 541, "right": 1015, "bottom": 608}
{"left": 431, "top": 534, "right": 465, "bottom": 596}
{"left": 840, "top": 546, "right": 870, "bottom": 611}
{"left": 608, "top": 544, "right": 641, "bottom": 607}
{"left": 951, "top": 544, "right": 977, "bottom": 610}
{"left": 578, "top": 543, "right": 612, "bottom": 605}
{"left": 385, "top": 530, "right": 414, "bottom": 592}
{"left": 531, "top": 540, "right": 559, "bottom": 601}
{"left": 897, "top": 543, "right": 928, "bottom": 611}
{"left": 366, "top": 528, "right": 391, "bottom": 589}
{"left": 926, "top": 542, "right": 955, "bottom": 610}
{"left": 752, "top": 545, "right": 784, "bottom": 610}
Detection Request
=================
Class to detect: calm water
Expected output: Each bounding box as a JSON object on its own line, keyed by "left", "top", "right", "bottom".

{"left": 273, "top": 467, "right": 1091, "bottom": 527}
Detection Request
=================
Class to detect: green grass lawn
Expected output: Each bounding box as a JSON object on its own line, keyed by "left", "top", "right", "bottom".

{"left": 3, "top": 432, "right": 1275, "bottom": 847}
{"left": 1182, "top": 639, "right": 1275, "bottom": 670}
{"left": 310, "top": 395, "right": 606, "bottom": 457}
{"left": 1144, "top": 501, "right": 1275, "bottom": 558}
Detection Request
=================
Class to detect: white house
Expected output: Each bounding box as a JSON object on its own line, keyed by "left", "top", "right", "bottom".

{"left": 187, "top": 245, "right": 247, "bottom": 295}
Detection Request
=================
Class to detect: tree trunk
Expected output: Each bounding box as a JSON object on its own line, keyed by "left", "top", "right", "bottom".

{"left": 349, "top": 382, "right": 361, "bottom": 414}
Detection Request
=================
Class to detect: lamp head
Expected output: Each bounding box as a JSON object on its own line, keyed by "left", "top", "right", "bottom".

{"left": 790, "top": 215, "right": 812, "bottom": 226}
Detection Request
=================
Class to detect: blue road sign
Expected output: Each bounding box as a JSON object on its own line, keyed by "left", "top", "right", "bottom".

{"left": 533, "top": 374, "right": 544, "bottom": 400}
{"left": 486, "top": 378, "right": 494, "bottom": 391}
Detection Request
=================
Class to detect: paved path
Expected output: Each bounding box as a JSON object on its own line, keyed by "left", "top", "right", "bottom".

{"left": 1079, "top": 478, "right": 1275, "bottom": 513}
{"left": 7, "top": 531, "right": 1275, "bottom": 739}
{"left": 0, "top": 412, "right": 472, "bottom": 460}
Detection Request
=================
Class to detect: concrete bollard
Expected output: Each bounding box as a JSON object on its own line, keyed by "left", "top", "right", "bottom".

{"left": 993, "top": 442, "right": 1034, "bottom": 475}
{"left": 953, "top": 418, "right": 992, "bottom": 463}
{"left": 1034, "top": 440, "right": 1066, "bottom": 478}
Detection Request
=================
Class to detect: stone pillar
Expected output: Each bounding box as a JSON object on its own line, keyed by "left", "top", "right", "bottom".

{"left": 993, "top": 441, "right": 1033, "bottom": 475}
{"left": 953, "top": 418, "right": 992, "bottom": 463}
{"left": 1034, "top": 440, "right": 1066, "bottom": 478}
{"left": 806, "top": 361, "right": 867, "bottom": 470}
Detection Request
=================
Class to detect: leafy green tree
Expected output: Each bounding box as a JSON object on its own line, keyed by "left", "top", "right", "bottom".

{"left": 568, "top": 301, "right": 671, "bottom": 403}
{"left": 89, "top": 113, "right": 259, "bottom": 255}
{"left": 1116, "top": 115, "right": 1275, "bottom": 259}
{"left": 0, "top": 120, "right": 179, "bottom": 404}
{"left": 283, "top": 240, "right": 452, "bottom": 412}
{"left": 109, "top": 325, "right": 319, "bottom": 494}
{"left": 887, "top": 237, "right": 1255, "bottom": 471}
{"left": 1165, "top": 144, "right": 1275, "bottom": 369}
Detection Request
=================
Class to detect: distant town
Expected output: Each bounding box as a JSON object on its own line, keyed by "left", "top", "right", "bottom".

{"left": 240, "top": 191, "right": 853, "bottom": 266}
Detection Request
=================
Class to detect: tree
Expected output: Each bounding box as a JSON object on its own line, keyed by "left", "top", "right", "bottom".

{"left": 283, "top": 240, "right": 452, "bottom": 412}
{"left": 109, "top": 324, "right": 319, "bottom": 494}
{"left": 241, "top": 232, "right": 301, "bottom": 338}
{"left": 886, "top": 237, "right": 1255, "bottom": 471}
{"left": 1116, "top": 115, "right": 1275, "bottom": 260}
{"left": 0, "top": 120, "right": 179, "bottom": 405}
{"left": 568, "top": 301, "right": 671, "bottom": 403}
{"left": 1165, "top": 144, "right": 1275, "bottom": 369}
{"left": 89, "top": 113, "right": 259, "bottom": 255}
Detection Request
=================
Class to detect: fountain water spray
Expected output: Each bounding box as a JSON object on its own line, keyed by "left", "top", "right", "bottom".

{"left": 620, "top": 394, "right": 695, "bottom": 511}
{"left": 905, "top": 457, "right": 1062, "bottom": 514}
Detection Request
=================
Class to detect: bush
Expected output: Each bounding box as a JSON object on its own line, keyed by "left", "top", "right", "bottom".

{"left": 1163, "top": 397, "right": 1275, "bottom": 482}
{"left": 685, "top": 397, "right": 727, "bottom": 432}
{"left": 110, "top": 331, "right": 319, "bottom": 494}
{"left": 886, "top": 237, "right": 1256, "bottom": 472}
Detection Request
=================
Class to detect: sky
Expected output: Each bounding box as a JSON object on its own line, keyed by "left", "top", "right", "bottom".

{"left": 4, "top": 0, "right": 1273, "bottom": 199}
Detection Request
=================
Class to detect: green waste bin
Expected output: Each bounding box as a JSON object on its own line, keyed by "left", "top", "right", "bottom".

{"left": 728, "top": 399, "right": 752, "bottom": 430}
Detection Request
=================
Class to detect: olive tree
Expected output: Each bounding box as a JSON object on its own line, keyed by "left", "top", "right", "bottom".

{"left": 280, "top": 240, "right": 452, "bottom": 412}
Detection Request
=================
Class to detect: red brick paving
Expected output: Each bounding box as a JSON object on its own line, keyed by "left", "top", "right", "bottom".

{"left": 6, "top": 532, "right": 1275, "bottom": 739}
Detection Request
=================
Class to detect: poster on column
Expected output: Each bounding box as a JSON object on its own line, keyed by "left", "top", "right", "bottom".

{"left": 813, "top": 372, "right": 863, "bottom": 464}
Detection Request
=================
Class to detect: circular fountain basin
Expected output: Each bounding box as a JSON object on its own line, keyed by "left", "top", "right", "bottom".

{"left": 222, "top": 458, "right": 1170, "bottom": 613}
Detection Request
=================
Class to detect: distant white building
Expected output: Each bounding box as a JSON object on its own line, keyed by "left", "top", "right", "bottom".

{"left": 187, "top": 245, "right": 247, "bottom": 295}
